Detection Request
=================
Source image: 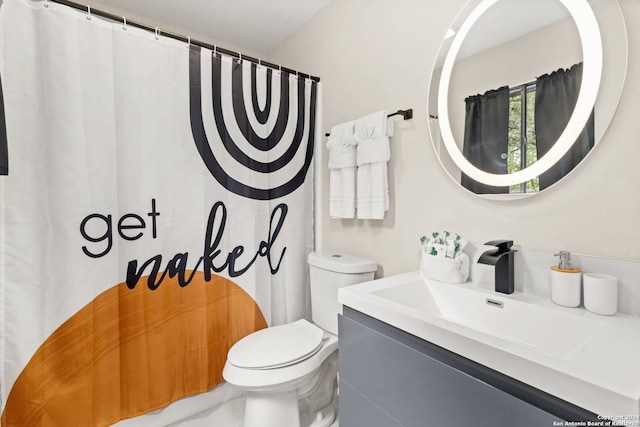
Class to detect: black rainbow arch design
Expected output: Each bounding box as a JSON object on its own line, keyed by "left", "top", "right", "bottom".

{"left": 188, "top": 46, "right": 317, "bottom": 200}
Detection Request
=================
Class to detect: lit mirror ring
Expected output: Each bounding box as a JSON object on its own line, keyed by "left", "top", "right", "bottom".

{"left": 437, "top": 0, "right": 603, "bottom": 187}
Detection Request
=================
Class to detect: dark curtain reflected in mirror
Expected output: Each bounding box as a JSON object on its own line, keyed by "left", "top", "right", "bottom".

{"left": 461, "top": 86, "right": 510, "bottom": 194}
{"left": 536, "top": 63, "right": 594, "bottom": 191}
{"left": 461, "top": 63, "right": 594, "bottom": 195}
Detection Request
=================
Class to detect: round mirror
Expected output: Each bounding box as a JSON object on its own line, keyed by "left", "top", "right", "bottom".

{"left": 427, "top": 0, "right": 627, "bottom": 196}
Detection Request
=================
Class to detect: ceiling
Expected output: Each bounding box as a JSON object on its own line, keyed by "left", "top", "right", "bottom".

{"left": 95, "top": 0, "right": 332, "bottom": 55}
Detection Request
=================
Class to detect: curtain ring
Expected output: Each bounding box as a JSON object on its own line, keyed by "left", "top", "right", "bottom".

{"left": 155, "top": 27, "right": 160, "bottom": 40}
{"left": 213, "top": 45, "right": 217, "bottom": 57}
{"left": 187, "top": 36, "right": 191, "bottom": 49}
{"left": 237, "top": 53, "right": 242, "bottom": 64}
{"left": 86, "top": 6, "right": 91, "bottom": 20}
{"left": 122, "top": 17, "right": 127, "bottom": 31}
{"left": 43, "top": 0, "right": 49, "bottom": 8}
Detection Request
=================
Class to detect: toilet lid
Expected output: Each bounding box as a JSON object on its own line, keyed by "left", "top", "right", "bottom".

{"left": 227, "top": 319, "right": 325, "bottom": 370}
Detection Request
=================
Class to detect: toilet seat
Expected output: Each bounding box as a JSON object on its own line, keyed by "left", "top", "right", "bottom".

{"left": 227, "top": 319, "right": 325, "bottom": 370}
{"left": 223, "top": 331, "right": 338, "bottom": 392}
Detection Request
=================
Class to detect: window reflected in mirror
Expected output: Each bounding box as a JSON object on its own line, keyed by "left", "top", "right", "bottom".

{"left": 461, "top": 63, "right": 593, "bottom": 195}
{"left": 508, "top": 82, "right": 539, "bottom": 194}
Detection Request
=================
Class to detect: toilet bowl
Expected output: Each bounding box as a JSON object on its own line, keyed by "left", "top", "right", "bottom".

{"left": 223, "top": 251, "right": 377, "bottom": 427}
{"left": 223, "top": 320, "right": 339, "bottom": 427}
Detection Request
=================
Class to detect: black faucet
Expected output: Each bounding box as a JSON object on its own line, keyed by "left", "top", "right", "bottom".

{"left": 477, "top": 240, "right": 517, "bottom": 294}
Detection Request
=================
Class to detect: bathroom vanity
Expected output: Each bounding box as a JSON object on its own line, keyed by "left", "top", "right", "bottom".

{"left": 337, "top": 272, "right": 640, "bottom": 427}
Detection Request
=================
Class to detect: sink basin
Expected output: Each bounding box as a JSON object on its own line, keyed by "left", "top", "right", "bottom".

{"left": 371, "top": 276, "right": 603, "bottom": 360}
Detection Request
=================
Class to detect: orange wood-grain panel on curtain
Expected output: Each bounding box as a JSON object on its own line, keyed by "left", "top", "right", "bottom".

{"left": 1, "top": 271, "right": 267, "bottom": 427}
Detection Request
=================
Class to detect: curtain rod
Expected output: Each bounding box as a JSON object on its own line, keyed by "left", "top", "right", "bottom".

{"left": 43, "top": 0, "right": 321, "bottom": 83}
{"left": 324, "top": 109, "right": 413, "bottom": 137}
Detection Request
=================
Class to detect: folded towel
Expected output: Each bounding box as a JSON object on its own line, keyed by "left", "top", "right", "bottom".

{"left": 354, "top": 111, "right": 392, "bottom": 220}
{"left": 355, "top": 162, "right": 388, "bottom": 219}
{"left": 356, "top": 138, "right": 390, "bottom": 166}
{"left": 327, "top": 121, "right": 356, "bottom": 149}
{"left": 354, "top": 110, "right": 394, "bottom": 141}
{"left": 327, "top": 121, "right": 357, "bottom": 219}
{"left": 327, "top": 137, "right": 357, "bottom": 169}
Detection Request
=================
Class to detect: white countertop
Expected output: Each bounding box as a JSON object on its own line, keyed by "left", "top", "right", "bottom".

{"left": 338, "top": 271, "right": 640, "bottom": 420}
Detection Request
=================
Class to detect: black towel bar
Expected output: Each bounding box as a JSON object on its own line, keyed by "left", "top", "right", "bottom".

{"left": 325, "top": 109, "right": 413, "bottom": 137}
{"left": 387, "top": 109, "right": 413, "bottom": 120}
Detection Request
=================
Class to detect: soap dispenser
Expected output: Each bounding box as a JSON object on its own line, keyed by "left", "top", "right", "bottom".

{"left": 550, "top": 251, "right": 582, "bottom": 307}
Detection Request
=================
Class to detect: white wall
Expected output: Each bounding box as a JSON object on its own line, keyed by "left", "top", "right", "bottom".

{"left": 270, "top": 0, "right": 640, "bottom": 277}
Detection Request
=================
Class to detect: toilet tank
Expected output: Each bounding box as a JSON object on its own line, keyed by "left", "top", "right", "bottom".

{"left": 307, "top": 251, "right": 377, "bottom": 335}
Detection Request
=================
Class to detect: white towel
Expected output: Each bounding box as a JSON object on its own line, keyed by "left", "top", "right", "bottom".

{"left": 354, "top": 111, "right": 393, "bottom": 220}
{"left": 327, "top": 121, "right": 357, "bottom": 219}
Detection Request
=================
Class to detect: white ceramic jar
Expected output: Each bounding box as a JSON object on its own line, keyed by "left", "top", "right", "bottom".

{"left": 583, "top": 273, "right": 618, "bottom": 316}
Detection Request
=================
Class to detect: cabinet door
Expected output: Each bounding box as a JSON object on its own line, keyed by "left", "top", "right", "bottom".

{"left": 338, "top": 313, "right": 560, "bottom": 427}
{"left": 338, "top": 379, "right": 404, "bottom": 427}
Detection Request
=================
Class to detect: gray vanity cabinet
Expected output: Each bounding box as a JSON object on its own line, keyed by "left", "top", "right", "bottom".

{"left": 338, "top": 307, "right": 598, "bottom": 427}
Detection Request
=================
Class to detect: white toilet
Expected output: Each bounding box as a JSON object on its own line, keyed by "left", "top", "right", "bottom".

{"left": 223, "top": 251, "right": 377, "bottom": 427}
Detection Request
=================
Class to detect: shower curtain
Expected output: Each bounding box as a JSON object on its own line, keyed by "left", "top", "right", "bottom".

{"left": 0, "top": 0, "right": 317, "bottom": 425}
